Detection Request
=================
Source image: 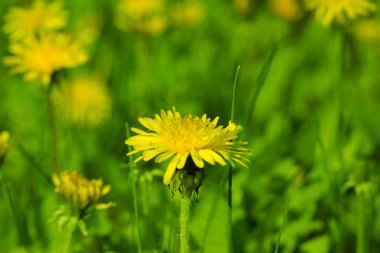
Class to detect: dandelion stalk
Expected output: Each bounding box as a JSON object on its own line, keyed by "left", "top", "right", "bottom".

{"left": 180, "top": 194, "right": 191, "bottom": 253}
{"left": 47, "top": 76, "right": 59, "bottom": 173}
{"left": 125, "top": 123, "right": 142, "bottom": 253}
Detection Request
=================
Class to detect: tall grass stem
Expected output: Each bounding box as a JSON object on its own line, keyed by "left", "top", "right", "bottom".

{"left": 125, "top": 123, "right": 142, "bottom": 253}
{"left": 47, "top": 86, "right": 59, "bottom": 173}
{"left": 274, "top": 197, "right": 291, "bottom": 253}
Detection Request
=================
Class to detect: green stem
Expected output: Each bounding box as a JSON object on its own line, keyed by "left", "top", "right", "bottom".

{"left": 47, "top": 89, "right": 59, "bottom": 173}
{"left": 180, "top": 195, "right": 191, "bottom": 253}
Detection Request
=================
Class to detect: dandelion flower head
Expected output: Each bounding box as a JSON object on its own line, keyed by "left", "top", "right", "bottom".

{"left": 0, "top": 131, "right": 11, "bottom": 160}
{"left": 118, "top": 0, "right": 165, "bottom": 18}
{"left": 126, "top": 108, "right": 250, "bottom": 185}
{"left": 171, "top": 1, "right": 206, "bottom": 27}
{"left": 53, "top": 171, "right": 115, "bottom": 210}
{"left": 53, "top": 77, "right": 112, "bottom": 127}
{"left": 233, "top": 0, "right": 254, "bottom": 16}
{"left": 354, "top": 19, "right": 380, "bottom": 43}
{"left": 269, "top": 0, "right": 304, "bottom": 22}
{"left": 3, "top": 0, "right": 67, "bottom": 40}
{"left": 305, "top": 0, "right": 377, "bottom": 27}
{"left": 3, "top": 33, "right": 88, "bottom": 85}
{"left": 116, "top": 0, "right": 167, "bottom": 35}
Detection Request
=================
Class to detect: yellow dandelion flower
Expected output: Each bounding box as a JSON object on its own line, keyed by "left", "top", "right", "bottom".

{"left": 171, "top": 1, "right": 206, "bottom": 27}
{"left": 115, "top": 0, "right": 168, "bottom": 36}
{"left": 233, "top": 0, "right": 254, "bottom": 16}
{"left": 3, "top": 33, "right": 88, "bottom": 85}
{"left": 126, "top": 108, "right": 251, "bottom": 185}
{"left": 3, "top": 0, "right": 67, "bottom": 40}
{"left": 53, "top": 77, "right": 111, "bottom": 127}
{"left": 304, "top": 0, "right": 377, "bottom": 27}
{"left": 354, "top": 19, "right": 380, "bottom": 44}
{"left": 0, "top": 131, "right": 11, "bottom": 161}
{"left": 52, "top": 171, "right": 115, "bottom": 210}
{"left": 118, "top": 0, "right": 165, "bottom": 18}
{"left": 269, "top": 0, "right": 304, "bottom": 22}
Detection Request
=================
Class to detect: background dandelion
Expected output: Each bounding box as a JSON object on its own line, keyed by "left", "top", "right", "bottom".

{"left": 53, "top": 76, "right": 112, "bottom": 127}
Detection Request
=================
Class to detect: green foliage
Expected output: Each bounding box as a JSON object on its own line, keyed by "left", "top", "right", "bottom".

{"left": 1, "top": 0, "right": 380, "bottom": 252}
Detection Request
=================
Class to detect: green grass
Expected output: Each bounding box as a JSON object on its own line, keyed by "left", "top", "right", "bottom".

{"left": 1, "top": 0, "right": 380, "bottom": 253}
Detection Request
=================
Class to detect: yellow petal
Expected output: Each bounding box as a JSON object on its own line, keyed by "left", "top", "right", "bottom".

{"left": 190, "top": 150, "right": 204, "bottom": 168}
{"left": 199, "top": 149, "right": 215, "bottom": 165}
{"left": 208, "top": 150, "right": 227, "bottom": 166}
{"left": 143, "top": 149, "right": 162, "bottom": 161}
{"left": 52, "top": 173, "right": 60, "bottom": 187}
{"left": 177, "top": 152, "right": 189, "bottom": 169}
{"left": 95, "top": 202, "right": 116, "bottom": 210}
{"left": 131, "top": 127, "right": 148, "bottom": 135}
{"left": 155, "top": 152, "right": 175, "bottom": 163}
{"left": 102, "top": 185, "right": 111, "bottom": 195}
{"left": 163, "top": 156, "right": 179, "bottom": 185}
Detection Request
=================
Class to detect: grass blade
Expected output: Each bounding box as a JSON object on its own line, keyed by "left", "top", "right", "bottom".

{"left": 244, "top": 39, "right": 279, "bottom": 128}
{"left": 18, "top": 144, "right": 53, "bottom": 187}
{"left": 1, "top": 174, "right": 32, "bottom": 247}
{"left": 125, "top": 122, "right": 142, "bottom": 253}
{"left": 274, "top": 197, "right": 291, "bottom": 253}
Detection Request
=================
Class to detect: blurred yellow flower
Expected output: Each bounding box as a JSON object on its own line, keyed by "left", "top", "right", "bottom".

{"left": 3, "top": 33, "right": 88, "bottom": 85}
{"left": 116, "top": 0, "right": 168, "bottom": 36}
{"left": 0, "top": 131, "right": 11, "bottom": 161}
{"left": 53, "top": 77, "right": 111, "bottom": 127}
{"left": 126, "top": 108, "right": 250, "bottom": 185}
{"left": 305, "top": 0, "right": 377, "bottom": 27}
{"left": 171, "top": 1, "right": 206, "bottom": 27}
{"left": 3, "top": 0, "right": 67, "bottom": 40}
{"left": 233, "top": 0, "right": 254, "bottom": 16}
{"left": 118, "top": 0, "right": 164, "bottom": 17}
{"left": 53, "top": 171, "right": 115, "bottom": 210}
{"left": 354, "top": 19, "right": 380, "bottom": 44}
{"left": 269, "top": 0, "right": 304, "bottom": 22}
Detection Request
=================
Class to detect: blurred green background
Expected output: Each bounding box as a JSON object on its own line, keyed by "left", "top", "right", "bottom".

{"left": 1, "top": 0, "right": 380, "bottom": 252}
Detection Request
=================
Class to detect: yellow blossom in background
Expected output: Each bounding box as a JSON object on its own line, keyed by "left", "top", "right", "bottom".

{"left": 354, "top": 19, "right": 380, "bottom": 44}
{"left": 53, "top": 77, "right": 111, "bottom": 127}
{"left": 305, "top": 0, "right": 377, "bottom": 27}
{"left": 53, "top": 171, "right": 115, "bottom": 210}
{"left": 118, "top": 0, "right": 164, "bottom": 18}
{"left": 115, "top": 0, "right": 168, "bottom": 36}
{"left": 3, "top": 33, "right": 88, "bottom": 85}
{"left": 3, "top": 0, "right": 67, "bottom": 40}
{"left": 233, "top": 0, "right": 254, "bottom": 16}
{"left": 269, "top": 0, "right": 304, "bottom": 22}
{"left": 171, "top": 1, "right": 206, "bottom": 27}
{"left": 0, "top": 131, "right": 11, "bottom": 161}
{"left": 126, "top": 108, "right": 251, "bottom": 185}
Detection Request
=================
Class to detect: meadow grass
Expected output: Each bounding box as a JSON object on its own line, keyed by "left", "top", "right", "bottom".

{"left": 1, "top": 0, "right": 380, "bottom": 253}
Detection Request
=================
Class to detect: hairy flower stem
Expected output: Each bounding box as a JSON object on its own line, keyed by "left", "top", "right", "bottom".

{"left": 180, "top": 195, "right": 191, "bottom": 253}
